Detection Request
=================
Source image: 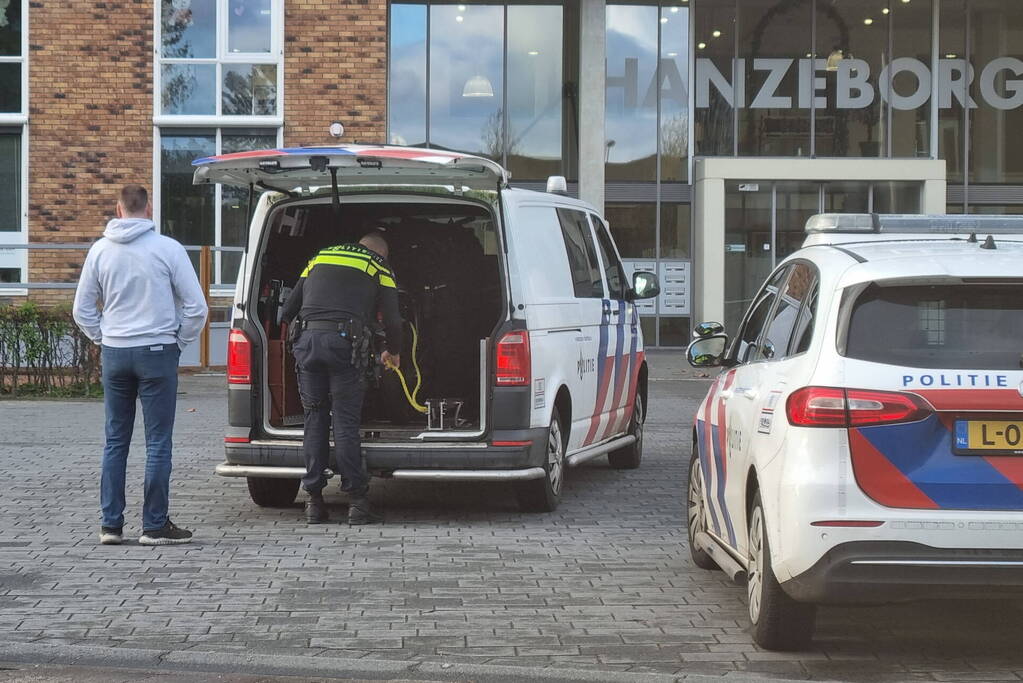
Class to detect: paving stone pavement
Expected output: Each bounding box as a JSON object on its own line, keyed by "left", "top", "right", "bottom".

{"left": 1, "top": 350, "right": 1022, "bottom": 681}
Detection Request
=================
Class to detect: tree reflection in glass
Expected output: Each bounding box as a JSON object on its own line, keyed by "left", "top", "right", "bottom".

{"left": 222, "top": 64, "right": 277, "bottom": 115}
{"left": 161, "top": 0, "right": 216, "bottom": 58}
{"left": 228, "top": 0, "right": 272, "bottom": 53}
{"left": 162, "top": 63, "right": 216, "bottom": 114}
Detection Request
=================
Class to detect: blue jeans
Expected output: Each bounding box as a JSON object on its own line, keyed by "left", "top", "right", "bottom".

{"left": 100, "top": 344, "right": 180, "bottom": 532}
{"left": 292, "top": 330, "right": 368, "bottom": 494}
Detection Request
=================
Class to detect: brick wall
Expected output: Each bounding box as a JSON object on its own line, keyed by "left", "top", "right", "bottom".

{"left": 283, "top": 0, "right": 387, "bottom": 147}
{"left": 27, "top": 0, "right": 153, "bottom": 304}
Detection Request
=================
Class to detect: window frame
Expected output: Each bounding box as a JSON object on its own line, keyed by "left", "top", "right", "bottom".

{"left": 0, "top": 0, "right": 28, "bottom": 288}
{"left": 556, "top": 207, "right": 605, "bottom": 300}
{"left": 590, "top": 213, "right": 628, "bottom": 301}
{"left": 153, "top": 0, "right": 284, "bottom": 126}
{"left": 727, "top": 265, "right": 790, "bottom": 366}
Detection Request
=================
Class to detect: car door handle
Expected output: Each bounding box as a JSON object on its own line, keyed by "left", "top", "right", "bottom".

{"left": 734, "top": 387, "right": 758, "bottom": 400}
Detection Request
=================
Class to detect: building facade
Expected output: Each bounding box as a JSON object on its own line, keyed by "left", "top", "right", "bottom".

{"left": 2, "top": 0, "right": 1023, "bottom": 345}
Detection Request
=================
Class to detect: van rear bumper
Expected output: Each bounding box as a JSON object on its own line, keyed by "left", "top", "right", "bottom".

{"left": 221, "top": 431, "right": 547, "bottom": 481}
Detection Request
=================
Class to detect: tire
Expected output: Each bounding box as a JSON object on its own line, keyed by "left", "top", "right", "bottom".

{"left": 516, "top": 411, "right": 566, "bottom": 512}
{"left": 608, "top": 392, "right": 644, "bottom": 469}
{"left": 686, "top": 449, "right": 719, "bottom": 570}
{"left": 246, "top": 477, "right": 300, "bottom": 508}
{"left": 747, "top": 491, "right": 817, "bottom": 651}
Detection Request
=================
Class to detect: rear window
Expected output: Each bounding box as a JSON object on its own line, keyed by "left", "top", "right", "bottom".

{"left": 845, "top": 283, "right": 1023, "bottom": 370}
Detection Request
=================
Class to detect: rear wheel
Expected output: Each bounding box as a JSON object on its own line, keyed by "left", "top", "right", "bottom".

{"left": 516, "top": 411, "right": 566, "bottom": 512}
{"left": 246, "top": 477, "right": 300, "bottom": 508}
{"left": 608, "top": 392, "right": 643, "bottom": 469}
{"left": 687, "top": 450, "right": 719, "bottom": 570}
{"left": 747, "top": 492, "right": 816, "bottom": 650}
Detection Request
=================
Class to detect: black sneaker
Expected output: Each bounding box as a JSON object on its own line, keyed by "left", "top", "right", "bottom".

{"left": 99, "top": 526, "right": 123, "bottom": 545}
{"left": 139, "top": 520, "right": 193, "bottom": 546}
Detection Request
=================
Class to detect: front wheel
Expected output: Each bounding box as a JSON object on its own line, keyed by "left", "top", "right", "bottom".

{"left": 246, "top": 477, "right": 300, "bottom": 508}
{"left": 747, "top": 492, "right": 816, "bottom": 650}
{"left": 516, "top": 412, "right": 566, "bottom": 512}
{"left": 608, "top": 392, "right": 643, "bottom": 469}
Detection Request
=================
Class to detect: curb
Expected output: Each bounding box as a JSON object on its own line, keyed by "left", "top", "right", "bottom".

{"left": 0, "top": 641, "right": 817, "bottom": 683}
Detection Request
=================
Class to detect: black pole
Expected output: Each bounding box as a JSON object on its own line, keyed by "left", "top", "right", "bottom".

{"left": 330, "top": 167, "right": 341, "bottom": 220}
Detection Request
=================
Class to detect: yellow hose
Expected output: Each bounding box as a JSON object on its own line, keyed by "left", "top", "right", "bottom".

{"left": 384, "top": 321, "right": 428, "bottom": 414}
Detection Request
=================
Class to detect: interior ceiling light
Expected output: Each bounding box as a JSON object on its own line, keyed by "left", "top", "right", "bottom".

{"left": 660, "top": 16, "right": 668, "bottom": 23}
{"left": 697, "top": 42, "right": 706, "bottom": 49}
{"left": 670, "top": 6, "right": 679, "bottom": 12}
{"left": 455, "top": 15, "right": 464, "bottom": 22}
{"left": 712, "top": 29, "right": 721, "bottom": 37}
{"left": 463, "top": 74, "right": 495, "bottom": 98}
{"left": 882, "top": 7, "right": 890, "bottom": 14}
{"left": 458, "top": 4, "right": 466, "bottom": 10}
{"left": 528, "top": 50, "right": 539, "bottom": 56}
{"left": 667, "top": 51, "right": 678, "bottom": 57}
{"left": 826, "top": 49, "right": 845, "bottom": 71}
{"left": 945, "top": 53, "right": 958, "bottom": 58}
{"left": 863, "top": 17, "right": 873, "bottom": 25}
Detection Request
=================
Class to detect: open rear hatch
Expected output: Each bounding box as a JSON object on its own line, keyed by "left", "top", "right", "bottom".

{"left": 194, "top": 146, "right": 510, "bottom": 444}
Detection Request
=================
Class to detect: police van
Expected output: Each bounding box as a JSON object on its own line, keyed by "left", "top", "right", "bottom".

{"left": 686, "top": 213, "right": 1023, "bottom": 650}
{"left": 194, "top": 145, "right": 658, "bottom": 513}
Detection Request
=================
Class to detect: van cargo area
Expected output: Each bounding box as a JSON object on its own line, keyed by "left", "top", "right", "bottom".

{"left": 254, "top": 196, "right": 504, "bottom": 439}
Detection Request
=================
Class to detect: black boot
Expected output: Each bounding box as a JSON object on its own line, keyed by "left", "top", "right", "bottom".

{"left": 305, "top": 489, "right": 329, "bottom": 524}
{"left": 348, "top": 490, "right": 382, "bottom": 525}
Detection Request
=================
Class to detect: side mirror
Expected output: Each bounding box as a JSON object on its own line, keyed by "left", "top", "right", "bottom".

{"left": 630, "top": 271, "right": 660, "bottom": 300}
{"left": 693, "top": 321, "right": 724, "bottom": 338}
{"left": 687, "top": 334, "right": 728, "bottom": 368}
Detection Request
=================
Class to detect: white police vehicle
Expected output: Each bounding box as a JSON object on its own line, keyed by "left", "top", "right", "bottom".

{"left": 193, "top": 146, "right": 657, "bottom": 513}
{"left": 686, "top": 213, "right": 1023, "bottom": 650}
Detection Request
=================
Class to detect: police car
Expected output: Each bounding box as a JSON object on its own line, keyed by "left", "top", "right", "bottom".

{"left": 194, "top": 146, "right": 658, "bottom": 513}
{"left": 686, "top": 214, "right": 1023, "bottom": 651}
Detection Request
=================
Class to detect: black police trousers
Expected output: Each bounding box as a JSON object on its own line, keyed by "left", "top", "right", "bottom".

{"left": 292, "top": 329, "right": 369, "bottom": 495}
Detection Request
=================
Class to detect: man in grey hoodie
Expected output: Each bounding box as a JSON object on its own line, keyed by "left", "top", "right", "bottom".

{"left": 73, "top": 185, "right": 208, "bottom": 546}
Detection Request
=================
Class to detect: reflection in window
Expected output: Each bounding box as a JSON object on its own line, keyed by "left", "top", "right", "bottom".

{"left": 388, "top": 4, "right": 427, "bottom": 146}
{"left": 221, "top": 129, "right": 276, "bottom": 284}
{"left": 428, "top": 4, "right": 504, "bottom": 159}
{"left": 816, "top": 0, "right": 888, "bottom": 157}
{"left": 0, "top": 0, "right": 22, "bottom": 113}
{"left": 695, "top": 1, "right": 735, "bottom": 156}
{"left": 658, "top": 317, "right": 690, "bottom": 347}
{"left": 507, "top": 5, "right": 562, "bottom": 179}
{"left": 660, "top": 4, "right": 690, "bottom": 182}
{"left": 161, "top": 0, "right": 216, "bottom": 58}
{"left": 969, "top": 0, "right": 1023, "bottom": 183}
{"left": 891, "top": 0, "right": 932, "bottom": 158}
{"left": 605, "top": 204, "right": 655, "bottom": 259}
{"left": 606, "top": 5, "right": 658, "bottom": 181}
{"left": 162, "top": 63, "right": 217, "bottom": 115}
{"left": 939, "top": 0, "right": 966, "bottom": 183}
{"left": 228, "top": 0, "right": 272, "bottom": 54}
{"left": 739, "top": 0, "right": 811, "bottom": 157}
{"left": 160, "top": 131, "right": 215, "bottom": 272}
{"left": 0, "top": 130, "right": 20, "bottom": 232}
{"left": 660, "top": 203, "right": 690, "bottom": 259}
{"left": 222, "top": 64, "right": 277, "bottom": 115}
{"left": 873, "top": 181, "right": 920, "bottom": 213}
{"left": 557, "top": 208, "right": 603, "bottom": 299}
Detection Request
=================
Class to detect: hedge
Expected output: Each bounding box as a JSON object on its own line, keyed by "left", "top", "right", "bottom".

{"left": 0, "top": 303, "right": 102, "bottom": 397}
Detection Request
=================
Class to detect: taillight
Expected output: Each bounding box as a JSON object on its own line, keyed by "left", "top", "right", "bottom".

{"left": 786, "top": 387, "right": 931, "bottom": 428}
{"left": 495, "top": 330, "right": 530, "bottom": 386}
{"left": 227, "top": 329, "right": 252, "bottom": 384}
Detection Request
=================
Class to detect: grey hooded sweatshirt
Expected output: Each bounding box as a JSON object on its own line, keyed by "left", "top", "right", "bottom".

{"left": 73, "top": 218, "right": 208, "bottom": 349}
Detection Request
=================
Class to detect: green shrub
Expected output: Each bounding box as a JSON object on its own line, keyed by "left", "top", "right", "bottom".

{"left": 0, "top": 303, "right": 102, "bottom": 398}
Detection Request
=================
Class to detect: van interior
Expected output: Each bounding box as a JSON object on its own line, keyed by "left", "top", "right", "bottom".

{"left": 254, "top": 196, "right": 504, "bottom": 436}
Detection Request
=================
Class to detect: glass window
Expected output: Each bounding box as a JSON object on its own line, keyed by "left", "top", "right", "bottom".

{"left": 791, "top": 279, "right": 818, "bottom": 356}
{"left": 738, "top": 0, "right": 811, "bottom": 157}
{"left": 0, "top": 129, "right": 20, "bottom": 232}
{"left": 939, "top": 0, "right": 966, "bottom": 183}
{"left": 604, "top": 204, "right": 656, "bottom": 259}
{"left": 816, "top": 0, "right": 888, "bottom": 157}
{"left": 969, "top": 0, "right": 1023, "bottom": 183}
{"left": 388, "top": 4, "right": 427, "bottom": 146}
{"left": 160, "top": 130, "right": 216, "bottom": 272}
{"left": 825, "top": 181, "right": 869, "bottom": 213}
{"left": 429, "top": 4, "right": 504, "bottom": 159}
{"left": 592, "top": 216, "right": 627, "bottom": 300}
{"left": 660, "top": 203, "right": 690, "bottom": 259}
{"left": 220, "top": 129, "right": 276, "bottom": 284}
{"left": 556, "top": 208, "right": 603, "bottom": 299}
{"left": 658, "top": 317, "right": 690, "bottom": 347}
{"left": 0, "top": 268, "right": 20, "bottom": 283}
{"left": 845, "top": 283, "right": 1023, "bottom": 370}
{"left": 158, "top": 0, "right": 280, "bottom": 117}
{"left": 873, "top": 181, "right": 921, "bottom": 213}
{"left": 758, "top": 262, "right": 814, "bottom": 361}
{"left": 891, "top": 0, "right": 932, "bottom": 158}
{"left": 606, "top": 5, "right": 658, "bottom": 181}
{"left": 733, "top": 267, "right": 786, "bottom": 365}
{"left": 967, "top": 204, "right": 1023, "bottom": 214}
{"left": 695, "top": 0, "right": 735, "bottom": 156}
{"left": 0, "top": 0, "right": 23, "bottom": 113}
{"left": 641, "top": 316, "right": 656, "bottom": 346}
{"left": 227, "top": 0, "right": 272, "bottom": 54}
{"left": 507, "top": 5, "right": 562, "bottom": 180}
{"left": 660, "top": 4, "right": 690, "bottom": 182}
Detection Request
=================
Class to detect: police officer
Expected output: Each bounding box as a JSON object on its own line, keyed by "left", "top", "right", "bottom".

{"left": 281, "top": 231, "right": 402, "bottom": 525}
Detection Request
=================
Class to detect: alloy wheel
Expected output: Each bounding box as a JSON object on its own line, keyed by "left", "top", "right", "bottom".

{"left": 548, "top": 419, "right": 564, "bottom": 495}
{"left": 687, "top": 459, "right": 706, "bottom": 541}
{"left": 747, "top": 505, "right": 765, "bottom": 623}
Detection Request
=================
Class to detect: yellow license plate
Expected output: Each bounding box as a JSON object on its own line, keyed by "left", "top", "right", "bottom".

{"left": 954, "top": 420, "right": 1023, "bottom": 454}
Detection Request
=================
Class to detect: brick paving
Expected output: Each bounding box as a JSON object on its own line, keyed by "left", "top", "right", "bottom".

{"left": 0, "top": 352, "right": 1022, "bottom": 680}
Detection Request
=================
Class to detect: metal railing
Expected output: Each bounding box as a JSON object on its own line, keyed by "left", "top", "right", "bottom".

{"left": 0, "top": 243, "right": 244, "bottom": 368}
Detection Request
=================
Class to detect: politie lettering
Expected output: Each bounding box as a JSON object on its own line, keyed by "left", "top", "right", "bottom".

{"left": 902, "top": 373, "right": 1008, "bottom": 387}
